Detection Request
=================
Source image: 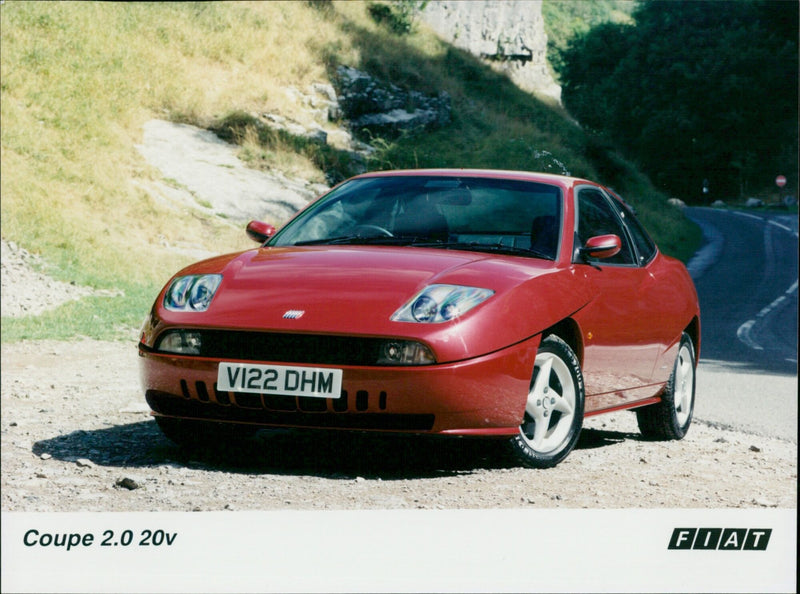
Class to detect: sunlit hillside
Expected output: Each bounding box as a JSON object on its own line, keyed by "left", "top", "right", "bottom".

{"left": 0, "top": 1, "right": 700, "bottom": 340}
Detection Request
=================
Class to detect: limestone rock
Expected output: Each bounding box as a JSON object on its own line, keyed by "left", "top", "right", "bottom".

{"left": 421, "top": 0, "right": 561, "bottom": 102}
{"left": 334, "top": 66, "right": 451, "bottom": 138}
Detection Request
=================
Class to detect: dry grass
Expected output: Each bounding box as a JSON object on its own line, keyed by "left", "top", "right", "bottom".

{"left": 0, "top": 1, "right": 366, "bottom": 289}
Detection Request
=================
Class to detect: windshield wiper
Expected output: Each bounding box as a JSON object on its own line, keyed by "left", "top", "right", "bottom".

{"left": 293, "top": 236, "right": 554, "bottom": 260}
{"left": 294, "top": 235, "right": 414, "bottom": 246}
{"left": 410, "top": 240, "right": 554, "bottom": 260}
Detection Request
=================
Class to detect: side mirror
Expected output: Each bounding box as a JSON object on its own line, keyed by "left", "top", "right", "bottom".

{"left": 579, "top": 234, "right": 621, "bottom": 260}
{"left": 246, "top": 220, "right": 276, "bottom": 243}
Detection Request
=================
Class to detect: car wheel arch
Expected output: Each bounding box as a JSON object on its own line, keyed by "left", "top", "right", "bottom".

{"left": 540, "top": 318, "right": 584, "bottom": 366}
{"left": 684, "top": 316, "right": 700, "bottom": 361}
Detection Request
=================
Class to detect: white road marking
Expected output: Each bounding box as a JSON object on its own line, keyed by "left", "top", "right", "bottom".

{"left": 730, "top": 213, "right": 798, "bottom": 352}
{"left": 736, "top": 282, "right": 798, "bottom": 350}
{"left": 768, "top": 219, "right": 794, "bottom": 234}
{"left": 732, "top": 211, "right": 763, "bottom": 222}
{"left": 736, "top": 319, "right": 763, "bottom": 350}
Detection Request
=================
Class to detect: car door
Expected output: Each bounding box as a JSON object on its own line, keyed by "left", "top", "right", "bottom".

{"left": 571, "top": 186, "right": 663, "bottom": 412}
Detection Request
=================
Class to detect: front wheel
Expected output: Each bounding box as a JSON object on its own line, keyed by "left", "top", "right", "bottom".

{"left": 636, "top": 332, "right": 696, "bottom": 440}
{"left": 508, "top": 335, "right": 585, "bottom": 469}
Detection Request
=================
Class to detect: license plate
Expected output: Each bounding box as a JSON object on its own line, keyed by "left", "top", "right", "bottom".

{"left": 217, "top": 363, "right": 343, "bottom": 399}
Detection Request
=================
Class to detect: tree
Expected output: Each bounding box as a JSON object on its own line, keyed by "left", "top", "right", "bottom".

{"left": 557, "top": 0, "right": 798, "bottom": 201}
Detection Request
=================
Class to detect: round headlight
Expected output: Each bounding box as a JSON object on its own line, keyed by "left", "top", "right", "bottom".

{"left": 188, "top": 275, "right": 222, "bottom": 310}
{"left": 392, "top": 284, "right": 495, "bottom": 324}
{"left": 440, "top": 301, "right": 460, "bottom": 321}
{"left": 165, "top": 276, "right": 193, "bottom": 310}
{"left": 411, "top": 295, "right": 438, "bottom": 322}
{"left": 164, "top": 274, "right": 223, "bottom": 312}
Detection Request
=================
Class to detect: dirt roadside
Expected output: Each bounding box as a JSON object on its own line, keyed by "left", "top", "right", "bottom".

{"left": 1, "top": 337, "right": 796, "bottom": 512}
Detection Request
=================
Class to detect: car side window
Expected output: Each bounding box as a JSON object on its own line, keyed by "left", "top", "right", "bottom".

{"left": 574, "top": 188, "right": 635, "bottom": 265}
{"left": 612, "top": 198, "right": 657, "bottom": 265}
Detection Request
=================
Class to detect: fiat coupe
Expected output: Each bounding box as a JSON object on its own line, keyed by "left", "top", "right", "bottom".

{"left": 139, "top": 169, "right": 700, "bottom": 468}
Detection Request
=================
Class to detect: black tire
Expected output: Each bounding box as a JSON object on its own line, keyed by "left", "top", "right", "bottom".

{"left": 155, "top": 416, "right": 257, "bottom": 449}
{"left": 636, "top": 332, "right": 696, "bottom": 440}
{"left": 508, "top": 335, "right": 585, "bottom": 469}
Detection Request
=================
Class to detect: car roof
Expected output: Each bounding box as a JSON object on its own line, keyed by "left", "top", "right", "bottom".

{"left": 351, "top": 168, "right": 593, "bottom": 188}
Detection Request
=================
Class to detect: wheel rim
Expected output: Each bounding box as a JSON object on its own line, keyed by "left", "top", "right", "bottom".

{"left": 673, "top": 343, "right": 694, "bottom": 426}
{"left": 520, "top": 351, "right": 576, "bottom": 454}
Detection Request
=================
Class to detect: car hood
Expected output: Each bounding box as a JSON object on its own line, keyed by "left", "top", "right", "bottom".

{"left": 155, "top": 245, "right": 587, "bottom": 362}
{"left": 196, "top": 246, "right": 513, "bottom": 327}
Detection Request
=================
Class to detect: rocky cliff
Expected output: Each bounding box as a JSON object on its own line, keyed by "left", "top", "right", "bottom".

{"left": 421, "top": 0, "right": 561, "bottom": 103}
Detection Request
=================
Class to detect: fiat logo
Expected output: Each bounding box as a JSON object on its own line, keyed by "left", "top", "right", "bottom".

{"left": 283, "top": 310, "right": 305, "bottom": 319}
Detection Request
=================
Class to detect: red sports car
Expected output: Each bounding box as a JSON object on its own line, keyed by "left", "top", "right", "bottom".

{"left": 139, "top": 169, "right": 700, "bottom": 468}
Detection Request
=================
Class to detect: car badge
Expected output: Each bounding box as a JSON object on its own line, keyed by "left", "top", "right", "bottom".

{"left": 283, "top": 310, "right": 305, "bottom": 319}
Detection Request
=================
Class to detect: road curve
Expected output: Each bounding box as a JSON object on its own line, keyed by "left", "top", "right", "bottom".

{"left": 684, "top": 207, "right": 797, "bottom": 441}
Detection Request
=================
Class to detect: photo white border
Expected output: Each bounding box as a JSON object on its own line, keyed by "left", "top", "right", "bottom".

{"left": 2, "top": 508, "right": 796, "bottom": 593}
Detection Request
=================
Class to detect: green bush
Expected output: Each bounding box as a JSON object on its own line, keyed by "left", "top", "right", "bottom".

{"left": 367, "top": 1, "right": 428, "bottom": 35}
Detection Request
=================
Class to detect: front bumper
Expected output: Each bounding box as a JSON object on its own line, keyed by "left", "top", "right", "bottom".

{"left": 138, "top": 334, "right": 540, "bottom": 436}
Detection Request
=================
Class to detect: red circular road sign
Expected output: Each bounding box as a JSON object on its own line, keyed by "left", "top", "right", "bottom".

{"left": 775, "top": 175, "right": 787, "bottom": 188}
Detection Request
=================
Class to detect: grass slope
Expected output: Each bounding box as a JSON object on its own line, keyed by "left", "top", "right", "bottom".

{"left": 1, "top": 1, "right": 700, "bottom": 342}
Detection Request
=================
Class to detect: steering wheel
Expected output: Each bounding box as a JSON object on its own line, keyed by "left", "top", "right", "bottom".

{"left": 353, "top": 224, "right": 394, "bottom": 237}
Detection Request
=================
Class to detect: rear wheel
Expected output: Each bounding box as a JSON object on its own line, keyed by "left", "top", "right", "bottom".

{"left": 508, "top": 335, "right": 585, "bottom": 469}
{"left": 636, "top": 332, "right": 696, "bottom": 440}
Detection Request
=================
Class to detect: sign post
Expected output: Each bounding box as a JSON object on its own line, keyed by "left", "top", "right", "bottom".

{"left": 775, "top": 175, "right": 787, "bottom": 206}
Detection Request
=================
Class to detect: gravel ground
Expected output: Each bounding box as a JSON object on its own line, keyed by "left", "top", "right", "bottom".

{"left": 1, "top": 336, "right": 796, "bottom": 512}
{"left": 0, "top": 240, "right": 122, "bottom": 318}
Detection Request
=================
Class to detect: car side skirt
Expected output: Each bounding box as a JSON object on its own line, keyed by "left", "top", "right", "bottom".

{"left": 584, "top": 395, "right": 662, "bottom": 418}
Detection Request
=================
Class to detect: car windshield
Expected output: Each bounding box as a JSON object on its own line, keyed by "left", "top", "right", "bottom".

{"left": 269, "top": 175, "right": 563, "bottom": 260}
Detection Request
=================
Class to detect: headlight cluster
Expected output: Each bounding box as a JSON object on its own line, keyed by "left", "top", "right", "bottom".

{"left": 157, "top": 330, "right": 202, "bottom": 355}
{"left": 392, "top": 284, "right": 494, "bottom": 323}
{"left": 377, "top": 340, "right": 436, "bottom": 365}
{"left": 164, "top": 274, "right": 222, "bottom": 312}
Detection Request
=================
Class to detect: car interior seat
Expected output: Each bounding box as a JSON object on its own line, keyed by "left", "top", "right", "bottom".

{"left": 393, "top": 196, "right": 449, "bottom": 241}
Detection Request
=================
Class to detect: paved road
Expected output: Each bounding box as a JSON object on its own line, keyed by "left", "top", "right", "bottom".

{"left": 684, "top": 207, "right": 798, "bottom": 441}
